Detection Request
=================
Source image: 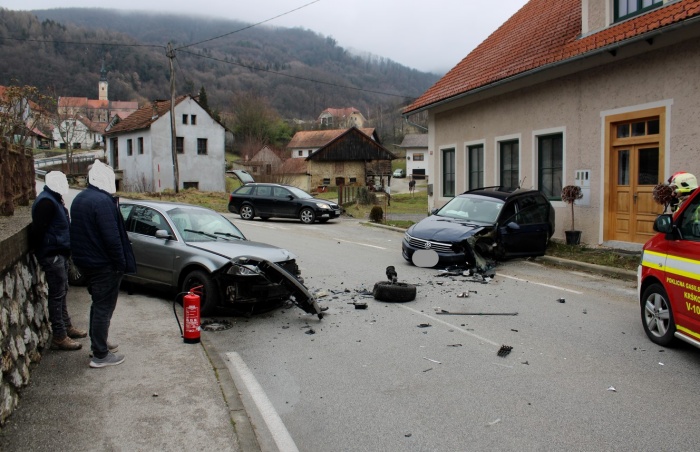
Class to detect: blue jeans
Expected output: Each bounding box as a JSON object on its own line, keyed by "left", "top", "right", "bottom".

{"left": 83, "top": 267, "right": 124, "bottom": 359}
{"left": 38, "top": 255, "right": 72, "bottom": 339}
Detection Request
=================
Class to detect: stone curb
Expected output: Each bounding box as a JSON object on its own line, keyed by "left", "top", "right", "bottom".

{"left": 200, "top": 334, "right": 262, "bottom": 452}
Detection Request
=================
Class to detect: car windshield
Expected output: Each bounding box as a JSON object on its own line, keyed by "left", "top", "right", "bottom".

{"left": 436, "top": 196, "right": 504, "bottom": 223}
{"left": 168, "top": 207, "right": 246, "bottom": 242}
{"left": 286, "top": 186, "right": 313, "bottom": 199}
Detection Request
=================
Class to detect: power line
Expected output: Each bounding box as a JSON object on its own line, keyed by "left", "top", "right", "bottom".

{"left": 1, "top": 36, "right": 164, "bottom": 49}
{"left": 175, "top": 0, "right": 321, "bottom": 51}
{"left": 176, "top": 48, "right": 416, "bottom": 101}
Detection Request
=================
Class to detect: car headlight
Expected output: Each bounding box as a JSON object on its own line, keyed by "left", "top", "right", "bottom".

{"left": 316, "top": 203, "right": 331, "bottom": 209}
{"left": 227, "top": 264, "right": 260, "bottom": 276}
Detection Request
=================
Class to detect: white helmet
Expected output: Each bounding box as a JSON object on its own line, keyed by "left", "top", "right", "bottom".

{"left": 669, "top": 172, "right": 697, "bottom": 196}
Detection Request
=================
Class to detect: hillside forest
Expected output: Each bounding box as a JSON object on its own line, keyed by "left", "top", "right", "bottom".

{"left": 0, "top": 8, "right": 437, "bottom": 150}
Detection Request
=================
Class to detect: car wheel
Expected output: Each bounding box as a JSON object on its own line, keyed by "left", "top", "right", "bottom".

{"left": 299, "top": 207, "right": 315, "bottom": 224}
{"left": 641, "top": 283, "right": 676, "bottom": 346}
{"left": 373, "top": 281, "right": 417, "bottom": 302}
{"left": 182, "top": 270, "right": 220, "bottom": 317}
{"left": 67, "top": 257, "right": 88, "bottom": 286}
{"left": 240, "top": 204, "right": 255, "bottom": 220}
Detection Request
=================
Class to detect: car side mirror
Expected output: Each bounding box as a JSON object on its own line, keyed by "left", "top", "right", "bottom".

{"left": 155, "top": 229, "right": 172, "bottom": 240}
{"left": 653, "top": 214, "right": 673, "bottom": 234}
{"left": 506, "top": 221, "right": 520, "bottom": 230}
{"left": 288, "top": 195, "right": 294, "bottom": 200}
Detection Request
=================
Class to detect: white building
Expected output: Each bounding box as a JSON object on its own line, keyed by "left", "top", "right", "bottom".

{"left": 398, "top": 134, "right": 429, "bottom": 180}
{"left": 105, "top": 95, "right": 225, "bottom": 192}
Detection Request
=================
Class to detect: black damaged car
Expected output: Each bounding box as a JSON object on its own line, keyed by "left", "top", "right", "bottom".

{"left": 402, "top": 187, "right": 555, "bottom": 268}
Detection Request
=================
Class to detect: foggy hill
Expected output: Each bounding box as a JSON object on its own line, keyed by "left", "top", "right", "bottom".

{"left": 0, "top": 8, "right": 440, "bottom": 123}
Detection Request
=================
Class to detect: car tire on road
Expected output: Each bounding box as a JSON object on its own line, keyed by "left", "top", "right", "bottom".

{"left": 182, "top": 270, "right": 219, "bottom": 316}
{"left": 373, "top": 281, "right": 417, "bottom": 302}
{"left": 641, "top": 283, "right": 676, "bottom": 346}
{"left": 240, "top": 204, "right": 255, "bottom": 220}
{"left": 300, "top": 207, "right": 316, "bottom": 224}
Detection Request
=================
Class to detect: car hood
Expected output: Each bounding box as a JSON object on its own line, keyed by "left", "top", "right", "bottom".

{"left": 189, "top": 240, "right": 297, "bottom": 263}
{"left": 408, "top": 216, "right": 493, "bottom": 242}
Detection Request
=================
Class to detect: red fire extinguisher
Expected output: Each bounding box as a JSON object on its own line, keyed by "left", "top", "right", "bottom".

{"left": 181, "top": 286, "right": 202, "bottom": 344}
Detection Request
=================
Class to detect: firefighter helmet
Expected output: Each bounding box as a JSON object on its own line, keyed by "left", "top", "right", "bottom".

{"left": 669, "top": 172, "right": 698, "bottom": 196}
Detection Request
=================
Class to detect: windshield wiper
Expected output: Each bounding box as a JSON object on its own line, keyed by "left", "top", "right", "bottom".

{"left": 184, "top": 228, "right": 218, "bottom": 239}
{"left": 214, "top": 232, "right": 243, "bottom": 240}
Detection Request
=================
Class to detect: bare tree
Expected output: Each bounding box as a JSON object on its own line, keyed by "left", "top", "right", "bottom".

{"left": 0, "top": 83, "right": 52, "bottom": 148}
{"left": 51, "top": 96, "right": 94, "bottom": 173}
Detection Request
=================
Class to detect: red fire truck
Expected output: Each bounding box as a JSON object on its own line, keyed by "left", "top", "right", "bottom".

{"left": 638, "top": 186, "right": 700, "bottom": 348}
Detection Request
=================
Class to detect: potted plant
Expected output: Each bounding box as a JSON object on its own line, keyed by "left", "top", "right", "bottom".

{"left": 561, "top": 185, "right": 583, "bottom": 245}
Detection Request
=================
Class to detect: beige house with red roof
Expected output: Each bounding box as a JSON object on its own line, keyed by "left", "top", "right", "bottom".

{"left": 317, "top": 107, "right": 367, "bottom": 128}
{"left": 404, "top": 0, "right": 700, "bottom": 246}
{"left": 105, "top": 95, "right": 225, "bottom": 192}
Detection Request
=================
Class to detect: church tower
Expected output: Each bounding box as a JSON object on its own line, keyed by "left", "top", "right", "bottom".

{"left": 98, "top": 60, "right": 108, "bottom": 101}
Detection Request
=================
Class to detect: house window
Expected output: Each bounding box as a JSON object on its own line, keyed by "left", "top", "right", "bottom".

{"left": 499, "top": 140, "right": 519, "bottom": 189}
{"left": 266, "top": 164, "right": 271, "bottom": 175}
{"left": 616, "top": 118, "right": 659, "bottom": 138}
{"left": 197, "top": 138, "right": 208, "bottom": 155}
{"left": 137, "top": 137, "right": 144, "bottom": 155}
{"left": 191, "top": 115, "right": 197, "bottom": 125}
{"left": 468, "top": 144, "right": 484, "bottom": 190}
{"left": 615, "top": 0, "right": 663, "bottom": 22}
{"left": 323, "top": 178, "right": 331, "bottom": 185}
{"left": 176, "top": 137, "right": 184, "bottom": 154}
{"left": 442, "top": 148, "right": 455, "bottom": 197}
{"left": 413, "top": 153, "right": 424, "bottom": 162}
{"left": 182, "top": 114, "right": 188, "bottom": 125}
{"left": 349, "top": 177, "right": 357, "bottom": 183}
{"left": 538, "top": 134, "right": 563, "bottom": 200}
{"left": 298, "top": 150, "right": 303, "bottom": 156}
{"left": 127, "top": 139, "right": 133, "bottom": 156}
{"left": 183, "top": 182, "right": 199, "bottom": 190}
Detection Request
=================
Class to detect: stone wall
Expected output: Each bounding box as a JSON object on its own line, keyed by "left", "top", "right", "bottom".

{"left": 0, "top": 209, "right": 50, "bottom": 426}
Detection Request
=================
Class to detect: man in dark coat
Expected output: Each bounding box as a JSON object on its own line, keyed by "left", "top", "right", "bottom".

{"left": 31, "top": 171, "right": 87, "bottom": 351}
{"left": 70, "top": 161, "right": 136, "bottom": 368}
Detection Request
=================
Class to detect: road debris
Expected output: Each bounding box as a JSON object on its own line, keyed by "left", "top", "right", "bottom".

{"left": 348, "top": 302, "right": 368, "bottom": 309}
{"left": 423, "top": 357, "right": 441, "bottom": 364}
{"left": 437, "top": 309, "right": 518, "bottom": 316}
{"left": 422, "top": 368, "right": 433, "bottom": 373}
{"left": 487, "top": 418, "right": 501, "bottom": 426}
{"left": 447, "top": 344, "right": 463, "bottom": 347}
{"left": 497, "top": 345, "right": 513, "bottom": 357}
{"left": 557, "top": 298, "right": 566, "bottom": 303}
{"left": 417, "top": 323, "right": 432, "bottom": 328}
{"left": 305, "top": 328, "right": 316, "bottom": 335}
{"left": 607, "top": 386, "right": 616, "bottom": 392}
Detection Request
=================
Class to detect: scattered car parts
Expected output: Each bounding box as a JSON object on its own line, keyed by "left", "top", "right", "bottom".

{"left": 373, "top": 266, "right": 417, "bottom": 302}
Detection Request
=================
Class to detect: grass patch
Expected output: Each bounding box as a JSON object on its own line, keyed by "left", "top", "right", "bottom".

{"left": 545, "top": 240, "right": 640, "bottom": 271}
{"left": 118, "top": 188, "right": 229, "bottom": 212}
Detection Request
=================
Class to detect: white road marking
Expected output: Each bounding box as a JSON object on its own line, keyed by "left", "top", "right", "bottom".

{"left": 399, "top": 305, "right": 501, "bottom": 347}
{"left": 497, "top": 273, "right": 584, "bottom": 294}
{"left": 236, "top": 222, "right": 291, "bottom": 231}
{"left": 333, "top": 238, "right": 387, "bottom": 250}
{"left": 225, "top": 352, "right": 299, "bottom": 452}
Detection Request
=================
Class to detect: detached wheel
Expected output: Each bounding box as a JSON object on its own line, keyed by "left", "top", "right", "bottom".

{"left": 300, "top": 207, "right": 316, "bottom": 224}
{"left": 641, "top": 283, "right": 676, "bottom": 346}
{"left": 182, "top": 270, "right": 219, "bottom": 316}
{"left": 240, "top": 205, "right": 255, "bottom": 220}
{"left": 373, "top": 281, "right": 416, "bottom": 302}
{"left": 67, "top": 257, "right": 87, "bottom": 286}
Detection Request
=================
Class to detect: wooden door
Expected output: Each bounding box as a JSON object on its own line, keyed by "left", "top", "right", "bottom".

{"left": 610, "top": 145, "right": 661, "bottom": 243}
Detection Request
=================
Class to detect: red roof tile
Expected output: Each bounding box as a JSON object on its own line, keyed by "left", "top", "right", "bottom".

{"left": 405, "top": 0, "right": 700, "bottom": 113}
{"left": 107, "top": 96, "right": 187, "bottom": 134}
{"left": 287, "top": 128, "right": 376, "bottom": 149}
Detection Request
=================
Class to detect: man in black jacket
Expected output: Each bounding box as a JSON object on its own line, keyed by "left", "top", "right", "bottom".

{"left": 70, "top": 161, "right": 136, "bottom": 368}
{"left": 31, "top": 171, "right": 87, "bottom": 351}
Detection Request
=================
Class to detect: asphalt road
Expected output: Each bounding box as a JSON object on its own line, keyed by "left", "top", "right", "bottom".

{"left": 203, "top": 214, "right": 700, "bottom": 452}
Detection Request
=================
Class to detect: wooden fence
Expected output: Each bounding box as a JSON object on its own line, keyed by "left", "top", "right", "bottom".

{"left": 0, "top": 142, "right": 35, "bottom": 216}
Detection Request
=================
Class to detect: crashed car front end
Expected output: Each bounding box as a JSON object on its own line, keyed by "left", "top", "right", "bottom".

{"left": 214, "top": 256, "right": 323, "bottom": 318}
{"left": 402, "top": 226, "right": 499, "bottom": 271}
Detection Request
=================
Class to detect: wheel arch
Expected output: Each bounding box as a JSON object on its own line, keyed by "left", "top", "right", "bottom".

{"left": 639, "top": 275, "right": 664, "bottom": 305}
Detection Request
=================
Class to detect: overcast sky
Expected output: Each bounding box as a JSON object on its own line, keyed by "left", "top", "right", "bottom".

{"left": 3, "top": 0, "right": 530, "bottom": 74}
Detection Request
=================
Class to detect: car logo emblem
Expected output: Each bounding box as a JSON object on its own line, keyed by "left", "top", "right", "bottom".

{"left": 424, "top": 242, "right": 431, "bottom": 249}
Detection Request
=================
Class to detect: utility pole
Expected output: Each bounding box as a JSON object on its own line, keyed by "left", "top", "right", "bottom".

{"left": 167, "top": 42, "right": 179, "bottom": 193}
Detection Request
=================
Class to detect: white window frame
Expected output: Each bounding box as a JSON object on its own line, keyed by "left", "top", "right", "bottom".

{"left": 494, "top": 133, "right": 521, "bottom": 188}
{"left": 532, "top": 127, "right": 566, "bottom": 208}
